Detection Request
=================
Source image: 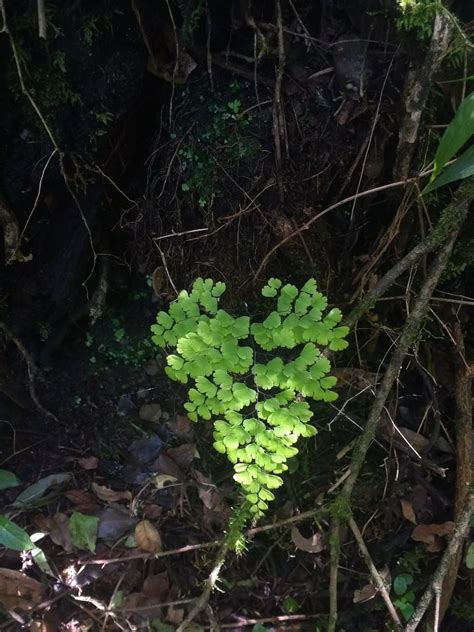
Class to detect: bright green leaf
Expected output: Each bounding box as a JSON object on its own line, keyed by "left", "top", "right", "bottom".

{"left": 70, "top": 512, "right": 99, "bottom": 553}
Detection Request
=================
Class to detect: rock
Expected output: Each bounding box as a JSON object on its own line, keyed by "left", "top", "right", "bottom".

{"left": 128, "top": 434, "right": 163, "bottom": 466}
{"left": 116, "top": 394, "right": 136, "bottom": 417}
{"left": 144, "top": 359, "right": 159, "bottom": 376}
{"left": 139, "top": 403, "right": 162, "bottom": 423}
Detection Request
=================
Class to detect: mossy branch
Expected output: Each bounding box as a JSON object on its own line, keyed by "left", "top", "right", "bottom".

{"left": 327, "top": 178, "right": 472, "bottom": 632}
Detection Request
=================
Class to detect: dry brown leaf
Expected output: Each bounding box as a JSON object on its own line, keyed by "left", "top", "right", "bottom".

{"left": 151, "top": 266, "right": 165, "bottom": 296}
{"left": 135, "top": 520, "right": 162, "bottom": 553}
{"left": 32, "top": 513, "right": 71, "bottom": 551}
{"left": 194, "top": 470, "right": 221, "bottom": 510}
{"left": 396, "top": 427, "right": 430, "bottom": 451}
{"left": 353, "top": 583, "right": 378, "bottom": 604}
{"left": 291, "top": 526, "right": 325, "bottom": 553}
{"left": 143, "top": 573, "right": 169, "bottom": 600}
{"left": 64, "top": 489, "right": 96, "bottom": 505}
{"left": 166, "top": 603, "right": 185, "bottom": 625}
{"left": 353, "top": 566, "right": 391, "bottom": 604}
{"left": 166, "top": 443, "right": 198, "bottom": 469}
{"left": 151, "top": 453, "right": 184, "bottom": 480}
{"left": 77, "top": 456, "right": 99, "bottom": 470}
{"left": 91, "top": 482, "right": 132, "bottom": 504}
{"left": 153, "top": 474, "right": 178, "bottom": 490}
{"left": 0, "top": 568, "right": 44, "bottom": 610}
{"left": 411, "top": 522, "right": 455, "bottom": 552}
{"left": 143, "top": 504, "right": 162, "bottom": 520}
{"left": 400, "top": 499, "right": 417, "bottom": 525}
{"left": 168, "top": 414, "right": 192, "bottom": 436}
{"left": 49, "top": 513, "right": 72, "bottom": 552}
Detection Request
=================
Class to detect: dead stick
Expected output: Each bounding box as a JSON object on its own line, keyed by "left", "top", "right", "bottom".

{"left": 37, "top": 0, "right": 46, "bottom": 39}
{"left": 348, "top": 517, "right": 402, "bottom": 628}
{"left": 176, "top": 540, "right": 229, "bottom": 631}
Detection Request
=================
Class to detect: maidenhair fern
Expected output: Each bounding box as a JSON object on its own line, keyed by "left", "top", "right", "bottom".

{"left": 151, "top": 278, "right": 349, "bottom": 517}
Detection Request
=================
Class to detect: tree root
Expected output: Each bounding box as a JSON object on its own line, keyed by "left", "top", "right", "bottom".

{"left": 0, "top": 321, "right": 61, "bottom": 423}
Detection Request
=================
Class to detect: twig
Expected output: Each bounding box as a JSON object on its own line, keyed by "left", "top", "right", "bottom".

{"left": 405, "top": 493, "right": 474, "bottom": 632}
{"left": 348, "top": 517, "right": 402, "bottom": 628}
{"left": 13, "top": 148, "right": 58, "bottom": 262}
{"left": 213, "top": 613, "right": 325, "bottom": 628}
{"left": 272, "top": 0, "right": 287, "bottom": 204}
{"left": 253, "top": 173, "right": 434, "bottom": 281}
{"left": 177, "top": 540, "right": 229, "bottom": 631}
{"left": 37, "top": 0, "right": 46, "bottom": 39}
{"left": 205, "top": 0, "right": 214, "bottom": 91}
{"left": 327, "top": 183, "right": 470, "bottom": 631}
{"left": 85, "top": 507, "right": 330, "bottom": 567}
{"left": 343, "top": 177, "right": 474, "bottom": 328}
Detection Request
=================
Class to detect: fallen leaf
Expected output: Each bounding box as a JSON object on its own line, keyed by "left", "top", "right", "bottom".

{"left": 194, "top": 471, "right": 221, "bottom": 510}
{"left": 129, "top": 434, "right": 163, "bottom": 465}
{"left": 97, "top": 507, "right": 137, "bottom": 540}
{"left": 138, "top": 404, "right": 162, "bottom": 424}
{"left": 143, "top": 573, "right": 169, "bottom": 600}
{"left": 166, "top": 444, "right": 198, "bottom": 469}
{"left": 411, "top": 522, "right": 455, "bottom": 552}
{"left": 353, "top": 566, "right": 391, "bottom": 604}
{"left": 143, "top": 504, "right": 162, "bottom": 520}
{"left": 65, "top": 489, "right": 96, "bottom": 506}
{"left": 33, "top": 513, "right": 72, "bottom": 552}
{"left": 153, "top": 474, "right": 179, "bottom": 490}
{"left": 13, "top": 473, "right": 71, "bottom": 507}
{"left": 167, "top": 603, "right": 185, "bottom": 625}
{"left": 0, "top": 515, "right": 34, "bottom": 551}
{"left": 0, "top": 568, "right": 43, "bottom": 610}
{"left": 151, "top": 266, "right": 165, "bottom": 296}
{"left": 151, "top": 453, "right": 184, "bottom": 480}
{"left": 78, "top": 456, "right": 99, "bottom": 470}
{"left": 91, "top": 483, "right": 132, "bottom": 504}
{"left": 135, "top": 520, "right": 162, "bottom": 553}
{"left": 168, "top": 415, "right": 192, "bottom": 436}
{"left": 401, "top": 499, "right": 417, "bottom": 525}
{"left": 69, "top": 512, "right": 99, "bottom": 553}
{"left": 291, "top": 526, "right": 325, "bottom": 553}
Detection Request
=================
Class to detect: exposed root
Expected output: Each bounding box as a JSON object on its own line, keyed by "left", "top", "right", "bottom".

{"left": 0, "top": 321, "right": 61, "bottom": 423}
{"left": 0, "top": 188, "right": 32, "bottom": 264}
